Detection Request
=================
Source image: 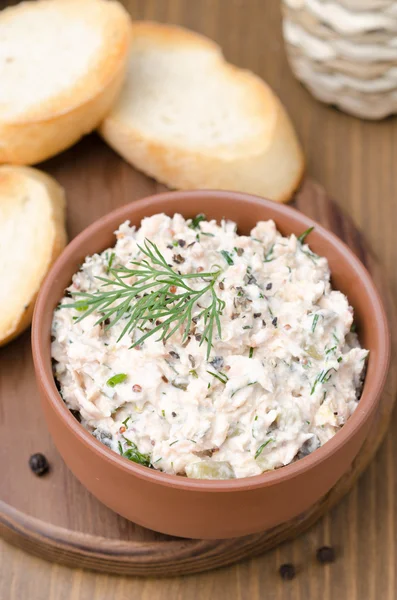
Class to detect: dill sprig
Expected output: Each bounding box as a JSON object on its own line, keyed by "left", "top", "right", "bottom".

{"left": 64, "top": 239, "right": 225, "bottom": 359}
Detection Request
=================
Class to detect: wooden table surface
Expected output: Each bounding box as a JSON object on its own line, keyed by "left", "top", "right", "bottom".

{"left": 1, "top": 1, "right": 397, "bottom": 598}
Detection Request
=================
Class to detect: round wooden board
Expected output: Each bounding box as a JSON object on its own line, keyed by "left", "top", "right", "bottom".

{"left": 1, "top": 135, "right": 396, "bottom": 577}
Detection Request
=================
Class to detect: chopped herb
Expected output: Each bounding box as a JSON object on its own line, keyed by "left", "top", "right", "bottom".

{"left": 107, "top": 373, "right": 127, "bottom": 387}
{"left": 161, "top": 409, "right": 165, "bottom": 417}
{"left": 332, "top": 332, "right": 339, "bottom": 343}
{"left": 264, "top": 244, "right": 275, "bottom": 262}
{"left": 350, "top": 322, "right": 357, "bottom": 333}
{"left": 153, "top": 457, "right": 162, "bottom": 464}
{"left": 107, "top": 252, "right": 115, "bottom": 273}
{"left": 301, "top": 248, "right": 319, "bottom": 263}
{"left": 297, "top": 226, "right": 314, "bottom": 244}
{"left": 172, "top": 240, "right": 179, "bottom": 247}
{"left": 118, "top": 438, "right": 151, "bottom": 467}
{"left": 325, "top": 346, "right": 337, "bottom": 354}
{"left": 255, "top": 438, "right": 274, "bottom": 459}
{"left": 171, "top": 381, "right": 188, "bottom": 391}
{"left": 337, "top": 357, "right": 343, "bottom": 363}
{"left": 311, "top": 372, "right": 322, "bottom": 395}
{"left": 249, "top": 347, "right": 254, "bottom": 358}
{"left": 169, "top": 440, "right": 179, "bottom": 447}
{"left": 231, "top": 381, "right": 257, "bottom": 397}
{"left": 75, "top": 304, "right": 89, "bottom": 312}
{"left": 123, "top": 446, "right": 151, "bottom": 467}
{"left": 188, "top": 214, "right": 206, "bottom": 229}
{"left": 189, "top": 369, "right": 198, "bottom": 378}
{"left": 243, "top": 325, "right": 252, "bottom": 330}
{"left": 207, "top": 370, "right": 229, "bottom": 384}
{"left": 122, "top": 416, "right": 131, "bottom": 427}
{"left": 312, "top": 314, "right": 320, "bottom": 332}
{"left": 311, "top": 368, "right": 336, "bottom": 395}
{"left": 201, "top": 232, "right": 215, "bottom": 237}
{"left": 220, "top": 250, "right": 234, "bottom": 265}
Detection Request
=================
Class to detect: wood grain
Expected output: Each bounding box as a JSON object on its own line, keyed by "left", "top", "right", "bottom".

{"left": 0, "top": 174, "right": 395, "bottom": 577}
{"left": 1, "top": 0, "right": 397, "bottom": 598}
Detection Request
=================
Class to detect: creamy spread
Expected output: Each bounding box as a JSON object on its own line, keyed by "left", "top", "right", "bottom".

{"left": 51, "top": 214, "right": 368, "bottom": 480}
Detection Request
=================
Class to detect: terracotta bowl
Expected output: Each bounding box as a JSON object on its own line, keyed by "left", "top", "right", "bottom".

{"left": 32, "top": 190, "right": 390, "bottom": 539}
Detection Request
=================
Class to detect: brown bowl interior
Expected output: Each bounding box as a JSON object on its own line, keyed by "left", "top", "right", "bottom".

{"left": 32, "top": 190, "right": 390, "bottom": 493}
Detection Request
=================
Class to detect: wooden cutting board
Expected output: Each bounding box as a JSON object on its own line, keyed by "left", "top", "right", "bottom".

{"left": 1, "top": 135, "right": 396, "bottom": 577}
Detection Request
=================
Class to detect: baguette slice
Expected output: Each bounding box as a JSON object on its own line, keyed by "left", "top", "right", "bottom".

{"left": 0, "top": 166, "right": 67, "bottom": 346}
{"left": 100, "top": 22, "right": 304, "bottom": 203}
{"left": 0, "top": 0, "right": 131, "bottom": 165}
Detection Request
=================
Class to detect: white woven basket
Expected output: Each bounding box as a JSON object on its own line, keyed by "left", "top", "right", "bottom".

{"left": 282, "top": 0, "right": 397, "bottom": 119}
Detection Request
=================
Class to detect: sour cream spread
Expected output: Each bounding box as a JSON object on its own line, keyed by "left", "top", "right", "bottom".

{"left": 51, "top": 214, "right": 368, "bottom": 479}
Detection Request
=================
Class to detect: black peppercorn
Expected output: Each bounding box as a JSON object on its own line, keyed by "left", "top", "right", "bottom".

{"left": 316, "top": 546, "right": 336, "bottom": 564}
{"left": 266, "top": 282, "right": 273, "bottom": 290}
{"left": 279, "top": 563, "right": 296, "bottom": 580}
{"left": 172, "top": 254, "right": 185, "bottom": 264}
{"left": 29, "top": 453, "right": 49, "bottom": 476}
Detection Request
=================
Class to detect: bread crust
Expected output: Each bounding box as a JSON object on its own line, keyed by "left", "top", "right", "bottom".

{"left": 0, "top": 166, "right": 67, "bottom": 346}
{"left": 0, "top": 0, "right": 132, "bottom": 165}
{"left": 100, "top": 21, "right": 304, "bottom": 203}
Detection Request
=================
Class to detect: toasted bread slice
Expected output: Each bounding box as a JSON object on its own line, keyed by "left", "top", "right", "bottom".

{"left": 99, "top": 22, "right": 304, "bottom": 203}
{"left": 0, "top": 166, "right": 67, "bottom": 345}
{"left": 0, "top": 0, "right": 131, "bottom": 165}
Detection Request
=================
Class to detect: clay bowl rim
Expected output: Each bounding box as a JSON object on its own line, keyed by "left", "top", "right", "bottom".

{"left": 32, "top": 189, "right": 391, "bottom": 493}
